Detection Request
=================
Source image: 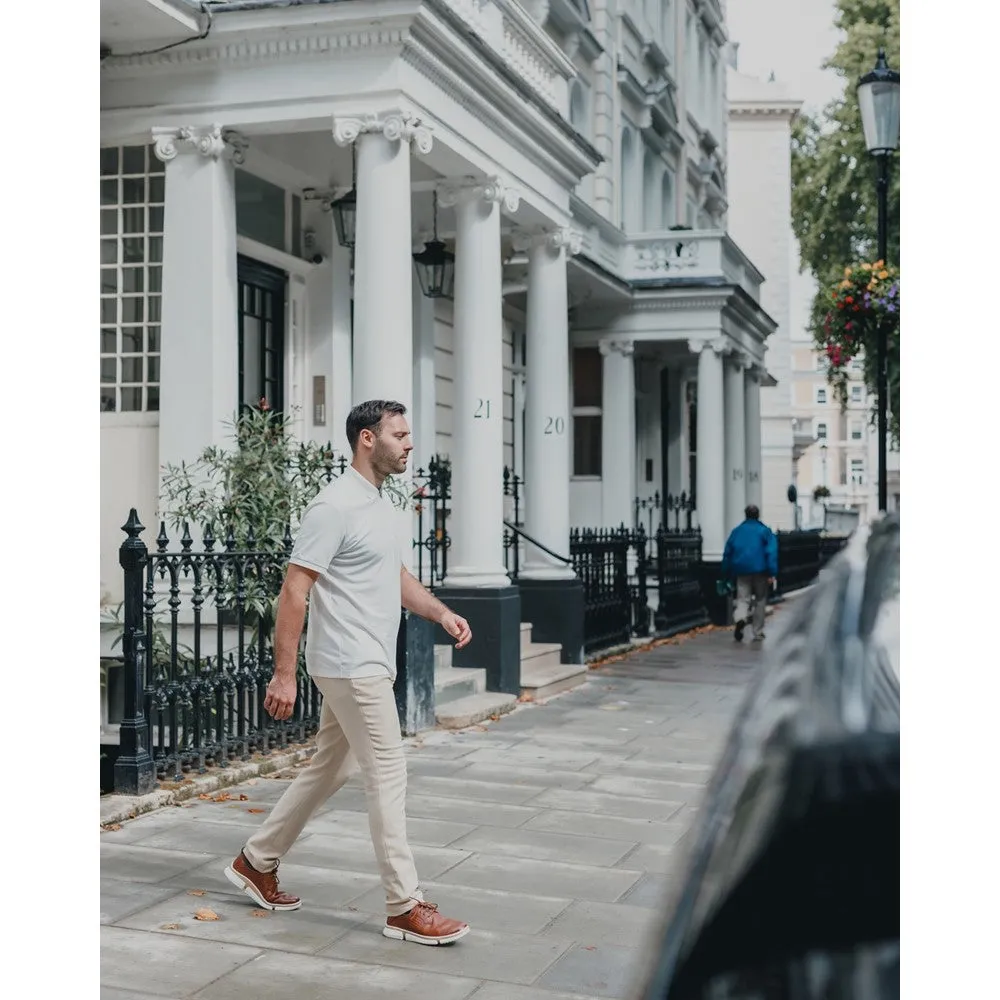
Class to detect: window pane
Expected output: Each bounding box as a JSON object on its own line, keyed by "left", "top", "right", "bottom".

{"left": 101, "top": 329, "right": 117, "bottom": 353}
{"left": 573, "top": 414, "right": 602, "bottom": 476}
{"left": 148, "top": 206, "right": 164, "bottom": 233}
{"left": 573, "top": 348, "right": 602, "bottom": 407}
{"left": 101, "top": 239, "right": 118, "bottom": 264}
{"left": 101, "top": 299, "right": 117, "bottom": 324}
{"left": 101, "top": 269, "right": 117, "bottom": 294}
{"left": 235, "top": 169, "right": 287, "bottom": 250}
{"left": 101, "top": 179, "right": 118, "bottom": 205}
{"left": 146, "top": 386, "right": 160, "bottom": 411}
{"left": 121, "top": 297, "right": 144, "bottom": 323}
{"left": 100, "top": 147, "right": 119, "bottom": 176}
{"left": 121, "top": 328, "right": 143, "bottom": 353}
{"left": 122, "top": 178, "right": 145, "bottom": 204}
{"left": 123, "top": 237, "right": 144, "bottom": 263}
{"left": 122, "top": 146, "right": 145, "bottom": 174}
{"left": 148, "top": 266, "right": 162, "bottom": 292}
{"left": 101, "top": 209, "right": 118, "bottom": 235}
{"left": 148, "top": 237, "right": 163, "bottom": 263}
{"left": 147, "top": 145, "right": 164, "bottom": 174}
{"left": 121, "top": 358, "right": 143, "bottom": 383}
{"left": 122, "top": 267, "right": 143, "bottom": 293}
{"left": 147, "top": 326, "right": 160, "bottom": 352}
{"left": 147, "top": 296, "right": 161, "bottom": 322}
{"left": 101, "top": 389, "right": 117, "bottom": 412}
{"left": 121, "top": 388, "right": 143, "bottom": 411}
{"left": 149, "top": 175, "right": 165, "bottom": 203}
{"left": 101, "top": 358, "right": 117, "bottom": 384}
{"left": 147, "top": 356, "right": 160, "bottom": 383}
{"left": 122, "top": 207, "right": 144, "bottom": 234}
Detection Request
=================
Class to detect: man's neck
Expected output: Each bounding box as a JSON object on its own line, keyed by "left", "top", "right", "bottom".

{"left": 351, "top": 459, "right": 384, "bottom": 491}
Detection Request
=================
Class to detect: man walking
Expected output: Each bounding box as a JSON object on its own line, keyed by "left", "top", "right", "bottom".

{"left": 722, "top": 504, "right": 778, "bottom": 643}
{"left": 225, "top": 399, "right": 472, "bottom": 945}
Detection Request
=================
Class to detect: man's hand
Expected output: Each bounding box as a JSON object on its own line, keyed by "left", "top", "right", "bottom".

{"left": 264, "top": 673, "right": 297, "bottom": 721}
{"left": 439, "top": 611, "right": 472, "bottom": 650}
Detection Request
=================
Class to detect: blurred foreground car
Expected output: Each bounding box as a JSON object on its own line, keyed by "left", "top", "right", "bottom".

{"left": 637, "top": 516, "right": 899, "bottom": 999}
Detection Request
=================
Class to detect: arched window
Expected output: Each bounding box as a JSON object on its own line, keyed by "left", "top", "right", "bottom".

{"left": 642, "top": 149, "right": 658, "bottom": 231}
{"left": 620, "top": 127, "right": 635, "bottom": 231}
{"left": 569, "top": 81, "right": 588, "bottom": 137}
{"left": 660, "top": 168, "right": 675, "bottom": 229}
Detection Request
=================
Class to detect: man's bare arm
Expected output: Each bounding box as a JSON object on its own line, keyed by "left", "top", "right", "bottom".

{"left": 401, "top": 567, "right": 472, "bottom": 649}
{"left": 265, "top": 563, "right": 319, "bottom": 720}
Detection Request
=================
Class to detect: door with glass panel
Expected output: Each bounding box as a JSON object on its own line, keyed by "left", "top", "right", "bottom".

{"left": 237, "top": 256, "right": 286, "bottom": 413}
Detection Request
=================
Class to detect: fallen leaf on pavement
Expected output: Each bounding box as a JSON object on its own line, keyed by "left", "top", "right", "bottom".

{"left": 250, "top": 910, "right": 269, "bottom": 918}
{"left": 246, "top": 808, "right": 266, "bottom": 814}
{"left": 585, "top": 945, "right": 597, "bottom": 951}
{"left": 489, "top": 714, "right": 500, "bottom": 721}
{"left": 239, "top": 794, "right": 249, "bottom": 801}
{"left": 187, "top": 889, "right": 206, "bottom": 897}
{"left": 198, "top": 794, "right": 212, "bottom": 800}
{"left": 160, "top": 923, "right": 181, "bottom": 931}
{"left": 194, "top": 908, "right": 220, "bottom": 921}
{"left": 212, "top": 793, "right": 232, "bottom": 802}
{"left": 101, "top": 823, "right": 122, "bottom": 832}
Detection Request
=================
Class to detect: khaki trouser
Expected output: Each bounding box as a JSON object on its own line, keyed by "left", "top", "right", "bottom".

{"left": 734, "top": 573, "right": 770, "bottom": 636}
{"left": 242, "top": 674, "right": 422, "bottom": 917}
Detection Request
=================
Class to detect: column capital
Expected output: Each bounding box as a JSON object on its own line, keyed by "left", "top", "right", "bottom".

{"left": 332, "top": 111, "right": 433, "bottom": 154}
{"left": 511, "top": 227, "right": 582, "bottom": 256}
{"left": 439, "top": 176, "right": 520, "bottom": 213}
{"left": 687, "top": 336, "right": 728, "bottom": 356}
{"left": 152, "top": 125, "right": 248, "bottom": 165}
{"left": 599, "top": 337, "right": 635, "bottom": 358}
{"left": 726, "top": 349, "right": 753, "bottom": 371}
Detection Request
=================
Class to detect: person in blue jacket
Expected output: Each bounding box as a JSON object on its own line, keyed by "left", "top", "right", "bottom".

{"left": 722, "top": 504, "right": 778, "bottom": 642}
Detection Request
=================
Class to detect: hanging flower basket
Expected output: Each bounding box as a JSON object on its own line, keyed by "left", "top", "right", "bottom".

{"left": 816, "top": 261, "right": 899, "bottom": 429}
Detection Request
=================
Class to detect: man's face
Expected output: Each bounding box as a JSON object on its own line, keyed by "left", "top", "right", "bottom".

{"left": 370, "top": 413, "right": 413, "bottom": 477}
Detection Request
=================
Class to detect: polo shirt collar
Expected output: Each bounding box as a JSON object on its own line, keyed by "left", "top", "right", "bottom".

{"left": 347, "top": 464, "right": 383, "bottom": 497}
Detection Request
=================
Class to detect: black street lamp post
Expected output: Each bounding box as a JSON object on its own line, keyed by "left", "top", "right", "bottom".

{"left": 857, "top": 47, "right": 900, "bottom": 513}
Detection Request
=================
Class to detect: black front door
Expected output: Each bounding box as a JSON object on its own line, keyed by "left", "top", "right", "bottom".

{"left": 237, "top": 255, "right": 286, "bottom": 413}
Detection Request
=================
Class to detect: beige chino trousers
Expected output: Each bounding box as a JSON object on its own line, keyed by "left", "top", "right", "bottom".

{"left": 242, "top": 674, "right": 422, "bottom": 917}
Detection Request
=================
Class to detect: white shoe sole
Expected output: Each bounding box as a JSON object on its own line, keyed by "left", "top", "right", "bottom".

{"left": 224, "top": 864, "right": 302, "bottom": 911}
{"left": 382, "top": 923, "right": 470, "bottom": 946}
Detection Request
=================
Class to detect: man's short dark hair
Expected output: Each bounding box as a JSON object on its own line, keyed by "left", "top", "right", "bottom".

{"left": 346, "top": 399, "right": 407, "bottom": 453}
{"left": 745, "top": 504, "right": 760, "bottom": 520}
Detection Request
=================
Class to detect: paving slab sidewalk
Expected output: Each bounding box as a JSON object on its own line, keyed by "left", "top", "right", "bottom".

{"left": 101, "top": 610, "right": 791, "bottom": 1000}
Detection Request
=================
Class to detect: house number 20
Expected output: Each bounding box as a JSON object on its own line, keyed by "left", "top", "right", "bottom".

{"left": 544, "top": 417, "right": 566, "bottom": 435}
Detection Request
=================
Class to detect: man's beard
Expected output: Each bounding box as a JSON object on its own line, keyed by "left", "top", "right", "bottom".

{"left": 372, "top": 440, "right": 405, "bottom": 479}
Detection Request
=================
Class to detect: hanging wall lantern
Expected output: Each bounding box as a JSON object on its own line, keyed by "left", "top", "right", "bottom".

{"left": 412, "top": 190, "right": 455, "bottom": 299}
{"left": 331, "top": 145, "right": 357, "bottom": 249}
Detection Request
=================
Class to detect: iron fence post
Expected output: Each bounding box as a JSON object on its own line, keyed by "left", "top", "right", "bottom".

{"left": 114, "top": 509, "right": 157, "bottom": 796}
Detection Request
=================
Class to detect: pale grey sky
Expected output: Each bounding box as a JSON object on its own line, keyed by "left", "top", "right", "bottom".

{"left": 725, "top": 0, "right": 844, "bottom": 114}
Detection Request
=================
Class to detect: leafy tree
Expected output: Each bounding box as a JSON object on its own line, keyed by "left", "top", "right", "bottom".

{"left": 791, "top": 0, "right": 900, "bottom": 431}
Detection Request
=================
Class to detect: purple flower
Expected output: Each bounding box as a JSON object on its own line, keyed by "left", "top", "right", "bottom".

{"left": 877, "top": 298, "right": 887, "bottom": 306}
{"left": 887, "top": 304, "right": 896, "bottom": 313}
{"left": 888, "top": 285, "right": 897, "bottom": 299}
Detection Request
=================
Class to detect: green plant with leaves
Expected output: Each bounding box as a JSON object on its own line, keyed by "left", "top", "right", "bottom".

{"left": 813, "top": 485, "right": 832, "bottom": 503}
{"left": 791, "top": 0, "right": 900, "bottom": 434}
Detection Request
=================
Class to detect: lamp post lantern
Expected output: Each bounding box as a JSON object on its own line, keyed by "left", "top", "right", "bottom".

{"left": 857, "top": 47, "right": 899, "bottom": 513}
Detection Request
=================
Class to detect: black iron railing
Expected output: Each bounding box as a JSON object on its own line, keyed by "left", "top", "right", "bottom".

{"left": 570, "top": 526, "right": 632, "bottom": 654}
{"left": 777, "top": 531, "right": 850, "bottom": 594}
{"left": 410, "top": 456, "right": 451, "bottom": 589}
{"left": 634, "top": 491, "right": 696, "bottom": 535}
{"left": 653, "top": 525, "right": 708, "bottom": 635}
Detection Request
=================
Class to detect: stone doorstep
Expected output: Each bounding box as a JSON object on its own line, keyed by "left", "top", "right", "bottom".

{"left": 434, "top": 691, "right": 519, "bottom": 730}
{"left": 520, "top": 620, "right": 534, "bottom": 654}
{"left": 520, "top": 661, "right": 589, "bottom": 702}
{"left": 520, "top": 641, "right": 563, "bottom": 671}
{"left": 434, "top": 664, "right": 487, "bottom": 706}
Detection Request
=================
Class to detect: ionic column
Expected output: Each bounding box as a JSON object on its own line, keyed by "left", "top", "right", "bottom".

{"left": 153, "top": 125, "right": 246, "bottom": 478}
{"left": 724, "top": 352, "right": 748, "bottom": 531}
{"left": 744, "top": 365, "right": 763, "bottom": 509}
{"left": 600, "top": 338, "right": 636, "bottom": 528}
{"left": 333, "top": 111, "right": 432, "bottom": 411}
{"left": 439, "top": 177, "right": 519, "bottom": 589}
{"left": 690, "top": 337, "right": 727, "bottom": 560}
{"left": 514, "top": 227, "right": 581, "bottom": 578}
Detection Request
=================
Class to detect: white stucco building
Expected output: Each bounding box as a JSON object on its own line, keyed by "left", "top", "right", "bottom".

{"left": 100, "top": 0, "right": 794, "bottom": 663}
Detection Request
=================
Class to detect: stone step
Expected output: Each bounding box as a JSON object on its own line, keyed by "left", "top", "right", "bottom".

{"left": 520, "top": 641, "right": 563, "bottom": 671}
{"left": 519, "top": 661, "right": 589, "bottom": 702}
{"left": 520, "top": 621, "right": 533, "bottom": 654}
{"left": 434, "top": 644, "right": 452, "bottom": 671}
{"left": 434, "top": 665, "right": 486, "bottom": 706}
{"left": 435, "top": 690, "right": 519, "bottom": 730}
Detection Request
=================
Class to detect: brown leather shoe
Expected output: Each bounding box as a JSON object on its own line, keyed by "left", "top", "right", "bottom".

{"left": 224, "top": 851, "right": 301, "bottom": 911}
{"left": 383, "top": 901, "right": 470, "bottom": 945}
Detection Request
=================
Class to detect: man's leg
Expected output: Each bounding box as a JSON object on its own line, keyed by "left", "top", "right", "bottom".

{"left": 320, "top": 674, "right": 468, "bottom": 944}
{"left": 225, "top": 696, "right": 356, "bottom": 908}
{"left": 751, "top": 573, "right": 769, "bottom": 638}
{"left": 733, "top": 576, "right": 752, "bottom": 641}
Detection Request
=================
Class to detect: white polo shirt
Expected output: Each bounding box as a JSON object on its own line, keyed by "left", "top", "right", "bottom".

{"left": 290, "top": 466, "right": 403, "bottom": 680}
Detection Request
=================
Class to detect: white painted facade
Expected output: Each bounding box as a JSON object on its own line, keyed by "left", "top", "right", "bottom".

{"left": 99, "top": 0, "right": 788, "bottom": 606}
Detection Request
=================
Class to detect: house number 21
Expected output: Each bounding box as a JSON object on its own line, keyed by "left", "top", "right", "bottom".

{"left": 474, "top": 399, "right": 492, "bottom": 419}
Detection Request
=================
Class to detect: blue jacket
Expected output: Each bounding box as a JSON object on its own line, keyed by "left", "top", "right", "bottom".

{"left": 722, "top": 519, "right": 778, "bottom": 579}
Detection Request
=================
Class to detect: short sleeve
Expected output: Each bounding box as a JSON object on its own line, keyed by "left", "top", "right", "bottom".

{"left": 289, "top": 495, "right": 345, "bottom": 574}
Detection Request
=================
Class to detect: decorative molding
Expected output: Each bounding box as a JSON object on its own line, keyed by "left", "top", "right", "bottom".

{"left": 687, "top": 336, "right": 728, "bottom": 357}
{"left": 632, "top": 238, "right": 700, "bottom": 273}
{"left": 599, "top": 337, "right": 635, "bottom": 358}
{"left": 333, "top": 112, "right": 433, "bottom": 154}
{"left": 511, "top": 226, "right": 582, "bottom": 256}
{"left": 151, "top": 125, "right": 248, "bottom": 164}
{"left": 439, "top": 176, "right": 521, "bottom": 213}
